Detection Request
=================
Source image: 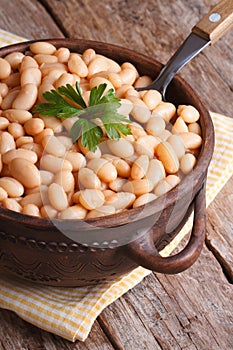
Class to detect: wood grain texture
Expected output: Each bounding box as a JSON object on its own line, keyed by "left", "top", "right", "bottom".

{"left": 0, "top": 0, "right": 232, "bottom": 349}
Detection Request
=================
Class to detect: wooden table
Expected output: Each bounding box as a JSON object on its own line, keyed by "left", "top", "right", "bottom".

{"left": 0, "top": 1, "right": 232, "bottom": 349}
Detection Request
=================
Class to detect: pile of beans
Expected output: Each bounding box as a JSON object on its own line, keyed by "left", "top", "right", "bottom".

{"left": 0, "top": 41, "right": 202, "bottom": 219}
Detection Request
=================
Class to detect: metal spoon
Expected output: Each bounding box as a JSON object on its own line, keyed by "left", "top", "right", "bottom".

{"left": 136, "top": 0, "right": 233, "bottom": 100}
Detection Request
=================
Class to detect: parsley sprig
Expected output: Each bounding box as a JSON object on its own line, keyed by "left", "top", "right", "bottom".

{"left": 34, "top": 82, "right": 131, "bottom": 151}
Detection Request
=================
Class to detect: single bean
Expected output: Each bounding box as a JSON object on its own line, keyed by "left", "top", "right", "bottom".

{"left": 19, "top": 56, "right": 38, "bottom": 72}
{"left": 131, "top": 155, "right": 149, "bottom": 180}
{"left": 21, "top": 142, "right": 43, "bottom": 159}
{"left": 134, "top": 135, "right": 160, "bottom": 158}
{"left": 30, "top": 42, "right": 56, "bottom": 55}
{"left": 128, "top": 122, "right": 147, "bottom": 140}
{"left": 54, "top": 47, "right": 70, "bottom": 63}
{"left": 105, "top": 192, "right": 136, "bottom": 211}
{"left": 20, "top": 192, "right": 43, "bottom": 207}
{"left": 154, "top": 179, "right": 172, "bottom": 197}
{"left": 188, "top": 122, "right": 202, "bottom": 136}
{"left": 122, "top": 178, "right": 153, "bottom": 196}
{"left": 166, "top": 174, "right": 181, "bottom": 188}
{"left": 40, "top": 62, "right": 67, "bottom": 77}
{"left": 20, "top": 67, "right": 42, "bottom": 87}
{"left": 88, "top": 158, "right": 118, "bottom": 182}
{"left": 108, "top": 138, "right": 134, "bottom": 158}
{"left": 2, "top": 109, "right": 32, "bottom": 124}
{"left": 56, "top": 135, "right": 73, "bottom": 150}
{"left": 86, "top": 205, "right": 115, "bottom": 219}
{"left": 39, "top": 170, "right": 54, "bottom": 186}
{"left": 167, "top": 134, "right": 185, "bottom": 160}
{"left": 2, "top": 148, "right": 37, "bottom": 164}
{"left": 179, "top": 105, "right": 200, "bottom": 123}
{"left": 1, "top": 88, "right": 20, "bottom": 110}
{"left": 129, "top": 97, "right": 151, "bottom": 123}
{"left": 0, "top": 131, "right": 16, "bottom": 154}
{"left": 24, "top": 117, "right": 45, "bottom": 136}
{"left": 0, "top": 176, "right": 24, "bottom": 197}
{"left": 156, "top": 141, "right": 179, "bottom": 174}
{"left": 68, "top": 53, "right": 88, "bottom": 77}
{"left": 41, "top": 68, "right": 65, "bottom": 84}
{"left": 54, "top": 72, "right": 75, "bottom": 89}
{"left": 40, "top": 116, "right": 63, "bottom": 133}
{"left": 59, "top": 204, "right": 87, "bottom": 220}
{"left": 40, "top": 154, "right": 73, "bottom": 173}
{"left": 2, "top": 198, "right": 22, "bottom": 212}
{"left": 117, "top": 98, "right": 133, "bottom": 116}
{"left": 121, "top": 62, "right": 139, "bottom": 77}
{"left": 0, "top": 83, "right": 8, "bottom": 97}
{"left": 112, "top": 158, "right": 131, "bottom": 178}
{"left": 134, "top": 75, "right": 152, "bottom": 88}
{"left": 48, "top": 183, "right": 69, "bottom": 211}
{"left": 115, "top": 84, "right": 133, "bottom": 98}
{"left": 146, "top": 116, "right": 166, "bottom": 137}
{"left": 16, "top": 136, "right": 33, "bottom": 148}
{"left": 40, "top": 204, "right": 58, "bottom": 219}
{"left": 133, "top": 193, "right": 157, "bottom": 208}
{"left": 172, "top": 116, "right": 189, "bottom": 134}
{"left": 79, "top": 189, "right": 105, "bottom": 210}
{"left": 41, "top": 135, "right": 66, "bottom": 157}
{"left": 142, "top": 90, "right": 162, "bottom": 110}
{"left": 34, "top": 128, "right": 54, "bottom": 144}
{"left": 180, "top": 153, "right": 197, "bottom": 174}
{"left": 0, "top": 186, "right": 8, "bottom": 201}
{"left": 88, "top": 56, "right": 121, "bottom": 78}
{"left": 82, "top": 48, "right": 96, "bottom": 65}
{"left": 2, "top": 72, "right": 20, "bottom": 88}
{"left": 145, "top": 159, "right": 166, "bottom": 188}
{"left": 0, "top": 117, "right": 9, "bottom": 130}
{"left": 22, "top": 203, "right": 40, "bottom": 217}
{"left": 89, "top": 76, "right": 115, "bottom": 92}
{"left": 8, "top": 122, "right": 25, "bottom": 139}
{"left": 12, "top": 84, "right": 38, "bottom": 110}
{"left": 152, "top": 102, "right": 176, "bottom": 123}
{"left": 0, "top": 58, "right": 11, "bottom": 79}
{"left": 9, "top": 158, "right": 41, "bottom": 188}
{"left": 64, "top": 151, "right": 86, "bottom": 171}
{"left": 179, "top": 132, "right": 202, "bottom": 149}
{"left": 118, "top": 68, "right": 137, "bottom": 85}
{"left": 78, "top": 167, "right": 101, "bottom": 189}
{"left": 4, "top": 51, "right": 24, "bottom": 70}
{"left": 38, "top": 82, "right": 55, "bottom": 102}
{"left": 109, "top": 177, "right": 126, "bottom": 192}
{"left": 34, "top": 54, "right": 58, "bottom": 65}
{"left": 53, "top": 170, "right": 75, "bottom": 193}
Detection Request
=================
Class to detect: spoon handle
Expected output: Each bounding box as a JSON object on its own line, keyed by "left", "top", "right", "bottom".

{"left": 192, "top": 0, "right": 233, "bottom": 44}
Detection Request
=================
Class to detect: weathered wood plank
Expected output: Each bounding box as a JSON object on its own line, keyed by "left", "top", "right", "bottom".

{"left": 41, "top": 0, "right": 233, "bottom": 115}
{"left": 98, "top": 246, "right": 233, "bottom": 350}
{"left": 0, "top": 0, "right": 63, "bottom": 38}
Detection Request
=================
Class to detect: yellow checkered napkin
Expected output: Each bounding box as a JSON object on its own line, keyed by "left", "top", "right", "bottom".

{"left": 0, "top": 30, "right": 233, "bottom": 342}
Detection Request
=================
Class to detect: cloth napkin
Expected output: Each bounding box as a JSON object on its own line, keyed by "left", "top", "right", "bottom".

{"left": 0, "top": 29, "right": 233, "bottom": 342}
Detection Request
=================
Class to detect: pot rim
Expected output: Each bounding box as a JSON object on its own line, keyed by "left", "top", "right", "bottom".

{"left": 0, "top": 38, "right": 215, "bottom": 229}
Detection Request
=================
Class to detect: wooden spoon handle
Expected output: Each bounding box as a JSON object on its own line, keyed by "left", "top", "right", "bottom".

{"left": 192, "top": 0, "right": 233, "bottom": 44}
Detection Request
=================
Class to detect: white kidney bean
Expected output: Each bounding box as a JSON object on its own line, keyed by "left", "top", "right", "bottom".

{"left": 188, "top": 122, "right": 202, "bottom": 135}
{"left": 109, "top": 177, "right": 126, "bottom": 192}
{"left": 24, "top": 117, "right": 45, "bottom": 136}
{"left": 152, "top": 102, "right": 176, "bottom": 123}
{"left": 64, "top": 151, "right": 86, "bottom": 171}
{"left": 88, "top": 56, "right": 121, "bottom": 78}
{"left": 2, "top": 148, "right": 37, "bottom": 164}
{"left": 89, "top": 76, "right": 115, "bottom": 92}
{"left": 78, "top": 167, "right": 101, "bottom": 189}
{"left": 40, "top": 154, "right": 73, "bottom": 173}
{"left": 41, "top": 135, "right": 66, "bottom": 157}
{"left": 167, "top": 134, "right": 185, "bottom": 160}
{"left": 0, "top": 131, "right": 16, "bottom": 154}
{"left": 179, "top": 132, "right": 202, "bottom": 149}
{"left": 12, "top": 83, "right": 38, "bottom": 110}
{"left": 166, "top": 174, "right": 181, "bottom": 188}
{"left": 0, "top": 83, "right": 9, "bottom": 97}
{"left": 0, "top": 117, "right": 9, "bottom": 130}
{"left": 59, "top": 204, "right": 87, "bottom": 220}
{"left": 107, "top": 138, "right": 134, "bottom": 158}
{"left": 20, "top": 192, "right": 43, "bottom": 207}
{"left": 145, "top": 158, "right": 166, "bottom": 187}
{"left": 68, "top": 53, "right": 88, "bottom": 78}
{"left": 134, "top": 135, "right": 160, "bottom": 158}
{"left": 87, "top": 158, "right": 117, "bottom": 182}
{"left": 30, "top": 42, "right": 56, "bottom": 55}
{"left": 54, "top": 47, "right": 70, "bottom": 63}
{"left": 0, "top": 58, "right": 11, "bottom": 79}
{"left": 79, "top": 189, "right": 105, "bottom": 210}
{"left": 20, "top": 56, "right": 38, "bottom": 72}
{"left": 48, "top": 183, "right": 69, "bottom": 211}
{"left": 53, "top": 170, "right": 75, "bottom": 193}
{"left": 4, "top": 52, "right": 24, "bottom": 70}
{"left": 131, "top": 155, "right": 149, "bottom": 180}
{"left": 22, "top": 203, "right": 40, "bottom": 217}
{"left": 9, "top": 158, "right": 41, "bottom": 188}
{"left": 86, "top": 205, "right": 115, "bottom": 219}
{"left": 180, "top": 153, "right": 197, "bottom": 174}
{"left": 0, "top": 177, "right": 24, "bottom": 197}
{"left": 133, "top": 192, "right": 157, "bottom": 208}
{"left": 1, "top": 88, "right": 20, "bottom": 110}
{"left": 156, "top": 141, "right": 179, "bottom": 174}
{"left": 39, "top": 170, "right": 54, "bottom": 186}
{"left": 34, "top": 54, "right": 58, "bottom": 65}
{"left": 40, "top": 62, "right": 67, "bottom": 77}
{"left": 154, "top": 179, "right": 172, "bottom": 197}
{"left": 146, "top": 116, "right": 166, "bottom": 136}
{"left": 2, "top": 72, "right": 20, "bottom": 88}
{"left": 40, "top": 204, "right": 58, "bottom": 219}
{"left": 179, "top": 105, "right": 200, "bottom": 123}
{"left": 118, "top": 68, "right": 137, "bottom": 85}
{"left": 122, "top": 178, "right": 153, "bottom": 196}
{"left": 2, "top": 109, "right": 32, "bottom": 124}
{"left": 142, "top": 90, "right": 162, "bottom": 110}
{"left": 7, "top": 122, "right": 25, "bottom": 139}
{"left": 172, "top": 116, "right": 189, "bottom": 134}
{"left": 39, "top": 115, "right": 63, "bottom": 133}
{"left": 129, "top": 97, "right": 151, "bottom": 123}
{"left": 16, "top": 136, "right": 33, "bottom": 148}
{"left": 134, "top": 75, "right": 152, "bottom": 88}
{"left": 20, "top": 67, "right": 42, "bottom": 87}
{"left": 2, "top": 198, "right": 22, "bottom": 212}
{"left": 54, "top": 72, "right": 75, "bottom": 89}
{"left": 105, "top": 192, "right": 136, "bottom": 211}
{"left": 82, "top": 48, "right": 96, "bottom": 65}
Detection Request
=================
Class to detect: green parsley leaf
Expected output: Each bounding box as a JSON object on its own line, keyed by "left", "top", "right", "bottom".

{"left": 34, "top": 82, "right": 132, "bottom": 151}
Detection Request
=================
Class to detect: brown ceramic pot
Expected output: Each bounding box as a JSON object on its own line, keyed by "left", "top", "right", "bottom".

{"left": 0, "top": 39, "right": 214, "bottom": 286}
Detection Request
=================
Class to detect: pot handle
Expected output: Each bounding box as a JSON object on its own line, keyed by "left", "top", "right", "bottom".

{"left": 126, "top": 181, "right": 206, "bottom": 274}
